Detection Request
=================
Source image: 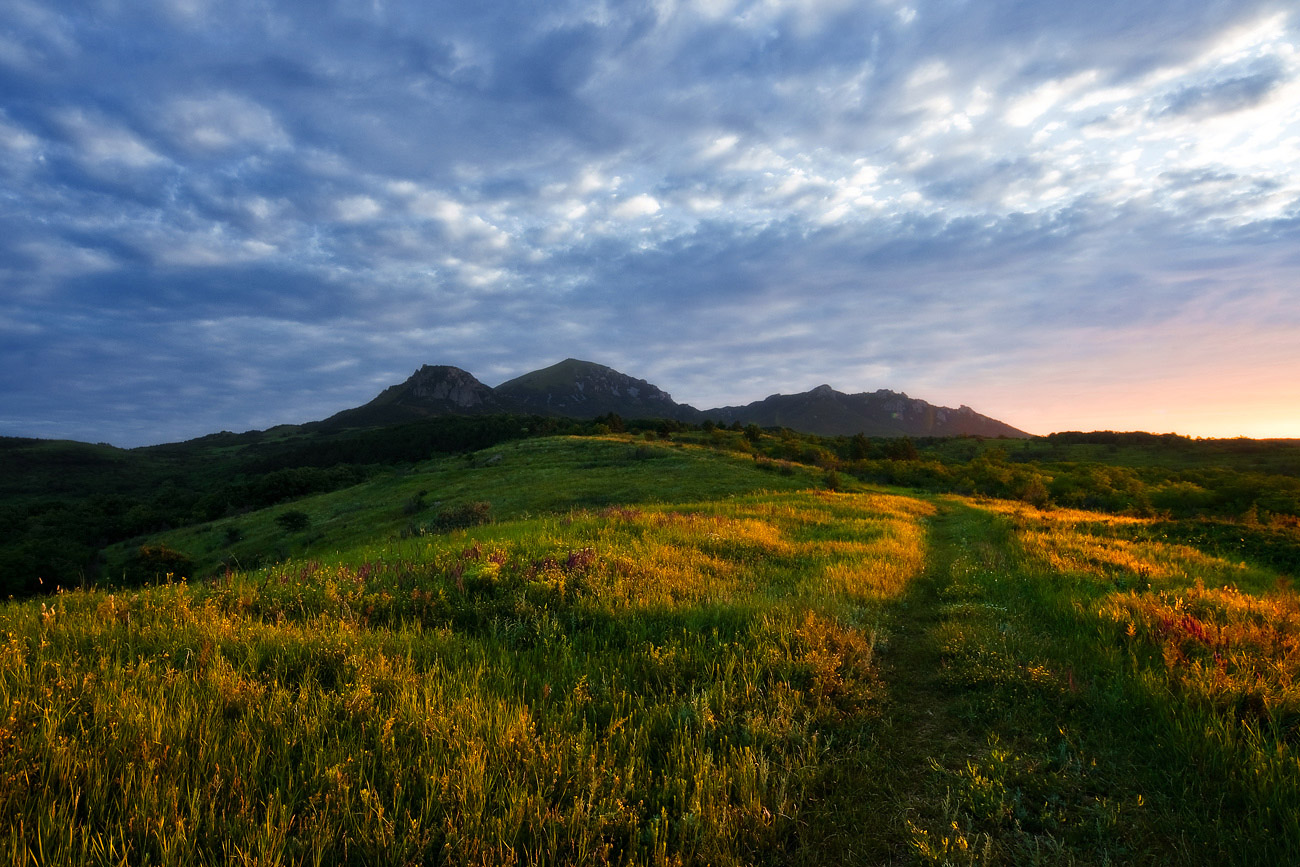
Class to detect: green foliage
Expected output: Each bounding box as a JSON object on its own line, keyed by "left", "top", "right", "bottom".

{"left": 594, "top": 412, "right": 626, "bottom": 433}
{"left": 401, "top": 491, "right": 426, "bottom": 515}
{"left": 426, "top": 501, "right": 492, "bottom": 532}
{"left": 121, "top": 543, "right": 194, "bottom": 585}
{"left": 274, "top": 510, "right": 311, "bottom": 533}
{"left": 848, "top": 432, "right": 871, "bottom": 461}
{"left": 883, "top": 436, "right": 920, "bottom": 461}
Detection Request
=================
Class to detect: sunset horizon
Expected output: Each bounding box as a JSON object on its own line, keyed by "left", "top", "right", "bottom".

{"left": 1, "top": 1, "right": 1296, "bottom": 446}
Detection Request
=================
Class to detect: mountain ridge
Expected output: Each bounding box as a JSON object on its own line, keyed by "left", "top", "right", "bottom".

{"left": 319, "top": 358, "right": 1029, "bottom": 438}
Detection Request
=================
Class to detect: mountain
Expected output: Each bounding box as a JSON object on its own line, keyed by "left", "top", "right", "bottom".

{"left": 318, "top": 365, "right": 503, "bottom": 429}
{"left": 494, "top": 359, "right": 700, "bottom": 422}
{"left": 706, "top": 385, "right": 1029, "bottom": 438}
{"left": 317, "top": 359, "right": 1028, "bottom": 438}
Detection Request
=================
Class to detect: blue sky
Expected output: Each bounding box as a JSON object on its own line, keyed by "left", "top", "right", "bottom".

{"left": 2, "top": 0, "right": 1298, "bottom": 446}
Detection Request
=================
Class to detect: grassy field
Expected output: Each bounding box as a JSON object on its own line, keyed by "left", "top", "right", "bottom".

{"left": 4, "top": 435, "right": 1299, "bottom": 864}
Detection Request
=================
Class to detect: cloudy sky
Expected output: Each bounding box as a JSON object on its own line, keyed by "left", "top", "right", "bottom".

{"left": 2, "top": 0, "right": 1298, "bottom": 446}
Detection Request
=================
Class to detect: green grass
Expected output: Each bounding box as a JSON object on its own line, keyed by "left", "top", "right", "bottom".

{"left": 5, "top": 485, "right": 925, "bottom": 864}
{"left": 894, "top": 500, "right": 1300, "bottom": 864}
{"left": 4, "top": 436, "right": 1300, "bottom": 864}
{"left": 103, "top": 435, "right": 828, "bottom": 583}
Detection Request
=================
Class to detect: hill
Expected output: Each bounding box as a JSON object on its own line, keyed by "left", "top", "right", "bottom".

{"left": 6, "top": 418, "right": 1300, "bottom": 598}
{"left": 5, "top": 434, "right": 1300, "bottom": 863}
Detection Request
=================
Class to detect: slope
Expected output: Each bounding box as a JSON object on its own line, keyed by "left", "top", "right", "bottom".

{"left": 5, "top": 439, "right": 1300, "bottom": 863}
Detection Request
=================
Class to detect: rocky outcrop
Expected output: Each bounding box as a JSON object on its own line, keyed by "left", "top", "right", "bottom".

{"left": 401, "top": 365, "right": 496, "bottom": 409}
{"left": 317, "top": 365, "right": 503, "bottom": 429}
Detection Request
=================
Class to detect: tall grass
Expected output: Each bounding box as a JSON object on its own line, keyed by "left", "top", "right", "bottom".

{"left": 2, "top": 490, "right": 927, "bottom": 865}
{"left": 7, "top": 436, "right": 1300, "bottom": 864}
{"left": 907, "top": 499, "right": 1300, "bottom": 864}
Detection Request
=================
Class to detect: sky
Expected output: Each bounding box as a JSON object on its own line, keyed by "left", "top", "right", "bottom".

{"left": 2, "top": 0, "right": 1298, "bottom": 447}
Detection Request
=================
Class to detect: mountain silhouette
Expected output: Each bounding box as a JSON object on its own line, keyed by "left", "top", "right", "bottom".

{"left": 318, "top": 359, "right": 1029, "bottom": 438}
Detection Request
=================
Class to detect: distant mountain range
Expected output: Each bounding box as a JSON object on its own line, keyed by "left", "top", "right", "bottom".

{"left": 319, "top": 359, "right": 1029, "bottom": 439}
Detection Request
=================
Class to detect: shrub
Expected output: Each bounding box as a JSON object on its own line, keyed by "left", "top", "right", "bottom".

{"left": 275, "top": 510, "right": 311, "bottom": 533}
{"left": 122, "top": 544, "right": 194, "bottom": 585}
{"left": 428, "top": 501, "right": 492, "bottom": 532}
{"left": 884, "top": 437, "right": 919, "bottom": 461}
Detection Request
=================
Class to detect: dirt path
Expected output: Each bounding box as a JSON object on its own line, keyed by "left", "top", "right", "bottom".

{"left": 869, "top": 502, "right": 984, "bottom": 860}
{"left": 792, "top": 501, "right": 986, "bottom": 864}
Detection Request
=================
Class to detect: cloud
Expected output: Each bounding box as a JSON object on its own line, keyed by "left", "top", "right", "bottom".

{"left": 335, "top": 195, "right": 382, "bottom": 223}
{"left": 167, "top": 93, "right": 290, "bottom": 152}
{"left": 56, "top": 109, "right": 167, "bottom": 170}
{"left": 612, "top": 194, "right": 661, "bottom": 219}
{"left": 0, "top": 0, "right": 1297, "bottom": 444}
{"left": 1161, "top": 67, "right": 1286, "bottom": 118}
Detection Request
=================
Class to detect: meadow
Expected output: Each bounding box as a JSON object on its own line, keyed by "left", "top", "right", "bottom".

{"left": 3, "top": 434, "right": 1299, "bottom": 864}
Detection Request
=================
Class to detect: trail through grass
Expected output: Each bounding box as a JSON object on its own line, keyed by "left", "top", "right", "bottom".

{"left": 5, "top": 436, "right": 1300, "bottom": 864}
{"left": 888, "top": 499, "right": 1300, "bottom": 865}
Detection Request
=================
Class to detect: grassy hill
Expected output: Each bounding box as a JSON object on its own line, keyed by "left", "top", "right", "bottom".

{"left": 98, "top": 435, "right": 827, "bottom": 582}
{"left": 4, "top": 434, "right": 1300, "bottom": 863}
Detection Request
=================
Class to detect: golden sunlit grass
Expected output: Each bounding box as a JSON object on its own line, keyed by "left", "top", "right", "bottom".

{"left": 905, "top": 498, "right": 1300, "bottom": 864}
{"left": 5, "top": 438, "right": 1300, "bottom": 864}
{"left": 2, "top": 485, "right": 930, "bottom": 865}
{"left": 1103, "top": 581, "right": 1300, "bottom": 724}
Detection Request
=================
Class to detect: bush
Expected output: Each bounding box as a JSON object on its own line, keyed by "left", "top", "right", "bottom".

{"left": 275, "top": 510, "right": 311, "bottom": 533}
{"left": 122, "top": 544, "right": 194, "bottom": 585}
{"left": 428, "top": 501, "right": 492, "bottom": 532}
{"left": 884, "top": 437, "right": 919, "bottom": 461}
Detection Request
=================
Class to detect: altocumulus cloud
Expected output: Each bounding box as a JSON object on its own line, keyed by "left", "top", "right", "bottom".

{"left": 1, "top": 0, "right": 1298, "bottom": 445}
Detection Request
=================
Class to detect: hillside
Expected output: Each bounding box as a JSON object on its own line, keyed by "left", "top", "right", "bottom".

{"left": 6, "top": 422, "right": 1300, "bottom": 599}
{"left": 5, "top": 434, "right": 1300, "bottom": 864}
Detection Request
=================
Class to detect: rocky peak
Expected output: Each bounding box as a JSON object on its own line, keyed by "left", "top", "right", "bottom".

{"left": 402, "top": 365, "right": 494, "bottom": 408}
